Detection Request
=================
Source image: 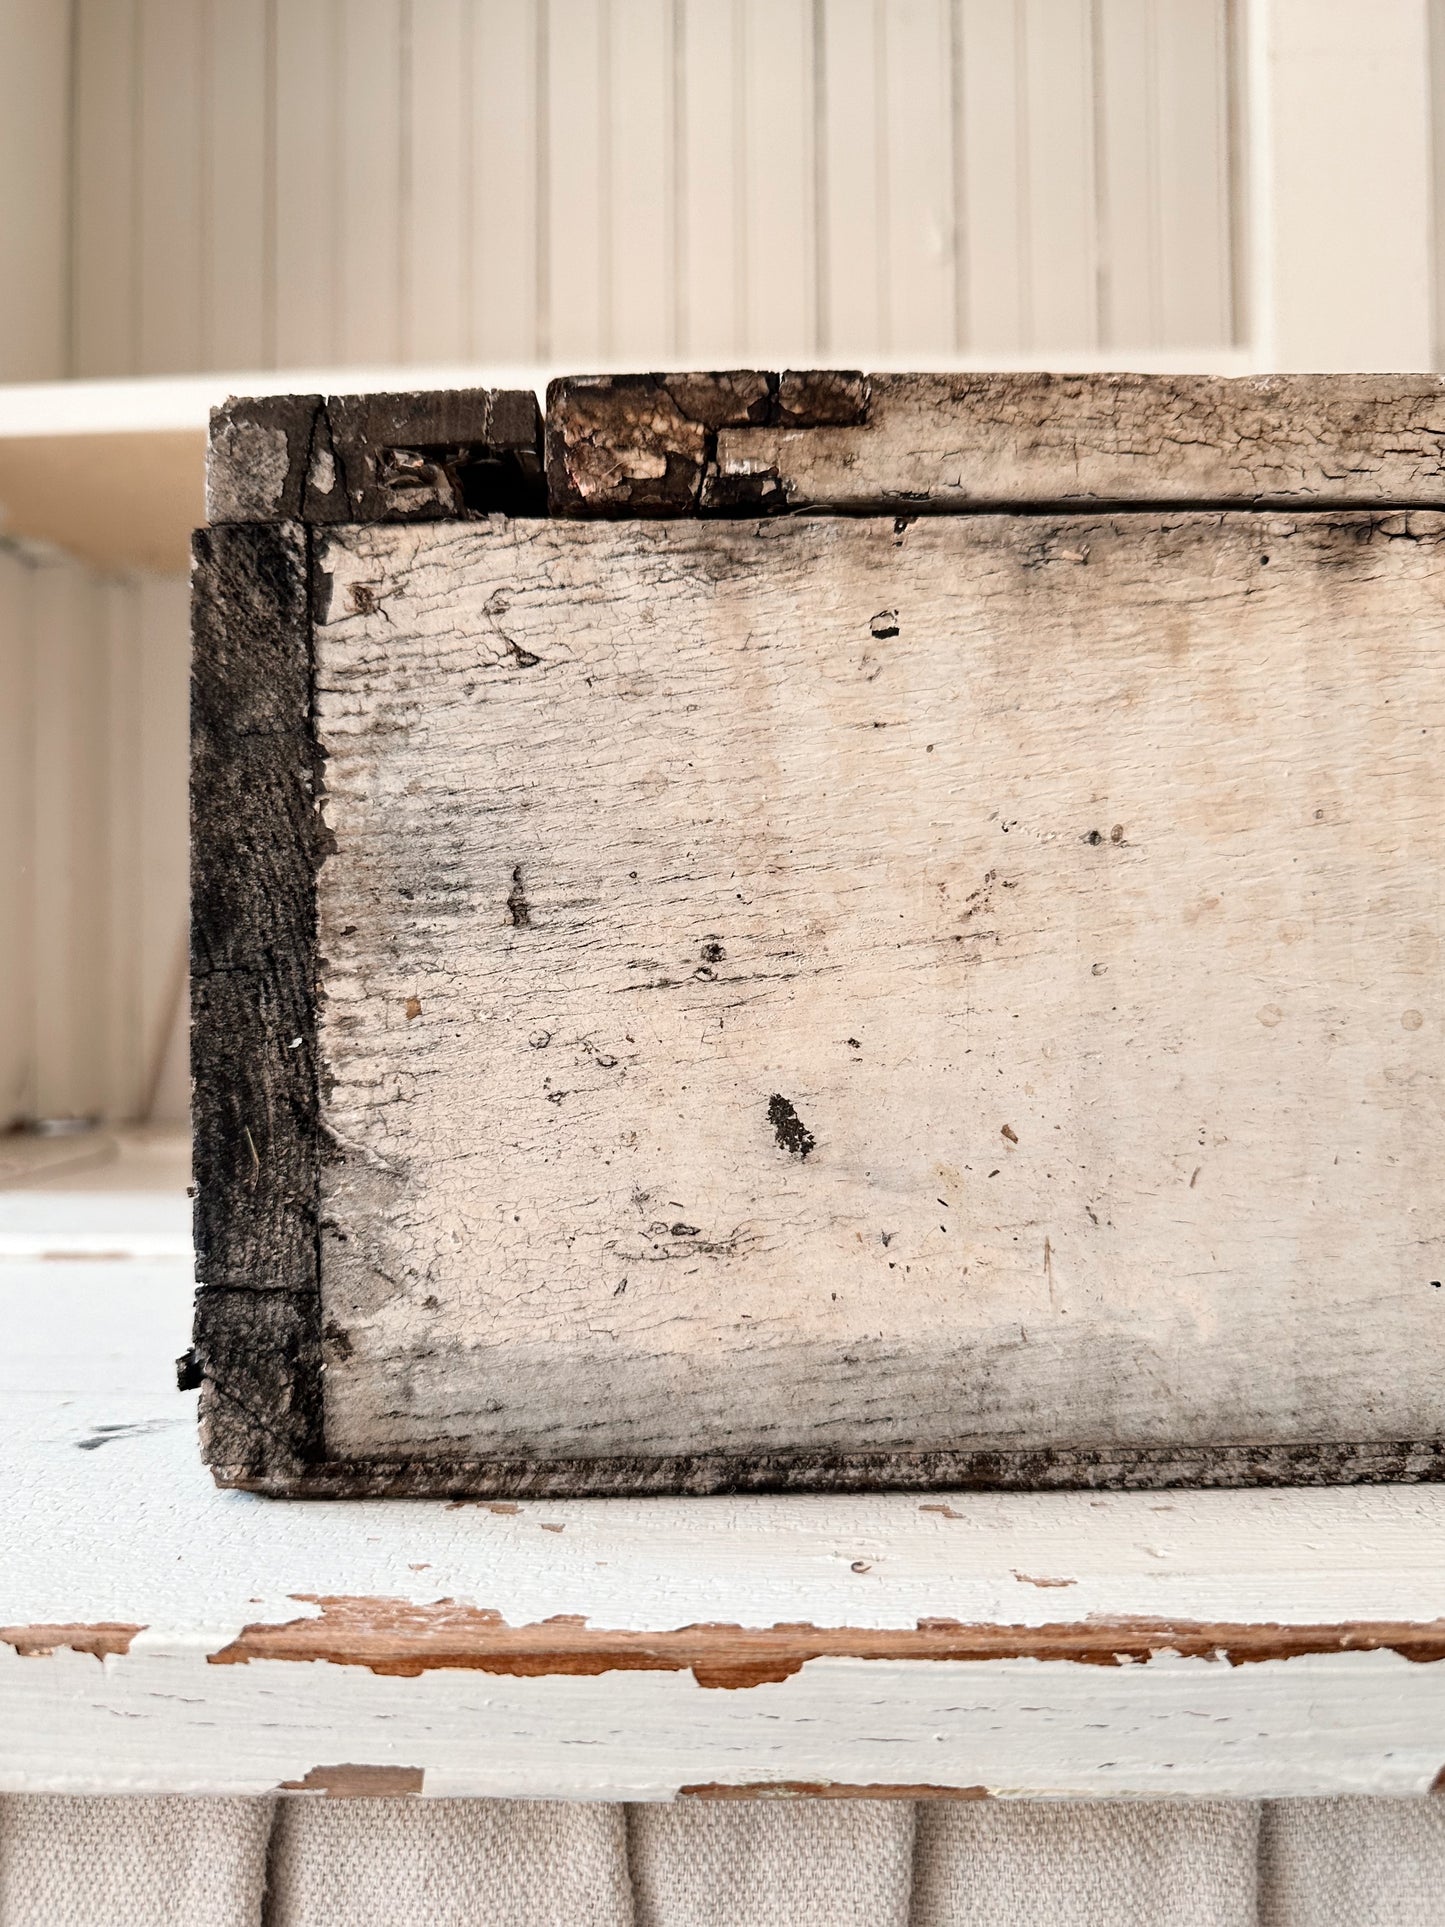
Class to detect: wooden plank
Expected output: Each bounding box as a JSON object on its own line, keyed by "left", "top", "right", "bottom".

{"left": 816, "top": 0, "right": 884, "bottom": 356}
{"left": 102, "top": 582, "right": 144, "bottom": 1120}
{"left": 1152, "top": 0, "right": 1234, "bottom": 349}
{"left": 403, "top": 0, "right": 470, "bottom": 363}
{"left": 738, "top": 0, "right": 815, "bottom": 354}
{"left": 880, "top": 0, "right": 957, "bottom": 353}
{"left": 137, "top": 0, "right": 206, "bottom": 373}
{"left": 203, "top": 0, "right": 270, "bottom": 369}
{"left": 1019, "top": 0, "right": 1097, "bottom": 350}
{"left": 955, "top": 0, "right": 1026, "bottom": 350}
{"left": 0, "top": 549, "right": 35, "bottom": 1126}
{"left": 544, "top": 0, "right": 607, "bottom": 361}
{"left": 294, "top": 506, "right": 1445, "bottom": 1489}
{"left": 676, "top": 0, "right": 743, "bottom": 359}
{"left": 13, "top": 1243, "right": 1445, "bottom": 1795}
{"left": 608, "top": 0, "right": 675, "bottom": 360}
{"left": 274, "top": 0, "right": 339, "bottom": 367}
{"left": 71, "top": 0, "right": 139, "bottom": 377}
{"left": 189, "top": 520, "right": 322, "bottom": 1482}
{"left": 30, "top": 559, "right": 108, "bottom": 1123}
{"left": 338, "top": 0, "right": 404, "bottom": 367}
{"left": 0, "top": 0, "right": 70, "bottom": 380}
{"left": 469, "top": 0, "right": 541, "bottom": 361}
{"left": 136, "top": 577, "right": 192, "bottom": 1125}
{"left": 708, "top": 372, "right": 1445, "bottom": 513}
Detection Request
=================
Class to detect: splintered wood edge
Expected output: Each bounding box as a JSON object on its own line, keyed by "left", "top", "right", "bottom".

{"left": 189, "top": 520, "right": 325, "bottom": 1484}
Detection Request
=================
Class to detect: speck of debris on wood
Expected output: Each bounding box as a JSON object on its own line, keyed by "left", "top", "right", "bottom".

{"left": 768, "top": 1094, "right": 816, "bottom": 1160}
{"left": 507, "top": 865, "right": 531, "bottom": 927}
{"left": 1000, "top": 1124, "right": 1018, "bottom": 1143}
{"left": 405, "top": 996, "right": 422, "bottom": 1021}
{"left": 870, "top": 609, "right": 900, "bottom": 639}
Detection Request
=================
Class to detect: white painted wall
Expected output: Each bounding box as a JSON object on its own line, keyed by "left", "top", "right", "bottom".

{"left": 0, "top": 550, "right": 188, "bottom": 1129}
{"left": 61, "top": 0, "right": 1242, "bottom": 379}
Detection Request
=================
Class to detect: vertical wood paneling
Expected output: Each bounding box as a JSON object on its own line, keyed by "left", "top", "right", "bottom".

{"left": 470, "top": 0, "right": 541, "bottom": 361}
{"left": 406, "top": 0, "right": 471, "bottom": 363}
{"left": 135, "top": 577, "right": 192, "bottom": 1124}
{"left": 880, "top": 0, "right": 956, "bottom": 352}
{"left": 203, "top": 0, "right": 270, "bottom": 369}
{"left": 818, "top": 0, "right": 883, "bottom": 355}
{"left": 138, "top": 0, "right": 206, "bottom": 373}
{"left": 0, "top": 549, "right": 36, "bottom": 1126}
{"left": 62, "top": 0, "right": 1241, "bottom": 374}
{"left": 546, "top": 0, "right": 608, "bottom": 361}
{"left": 72, "top": 0, "right": 139, "bottom": 377}
{"left": 610, "top": 0, "right": 675, "bottom": 360}
{"left": 338, "top": 0, "right": 404, "bottom": 367}
{"left": 1152, "top": 0, "right": 1234, "bottom": 346}
{"left": 677, "top": 0, "right": 744, "bottom": 358}
{"left": 31, "top": 559, "right": 109, "bottom": 1123}
{"left": 0, "top": 0, "right": 70, "bottom": 380}
{"left": 957, "top": 0, "right": 1028, "bottom": 350}
{"left": 103, "top": 582, "right": 144, "bottom": 1119}
{"left": 1021, "top": 0, "right": 1097, "bottom": 350}
{"left": 274, "top": 0, "right": 339, "bottom": 367}
{"left": 738, "top": 0, "right": 816, "bottom": 353}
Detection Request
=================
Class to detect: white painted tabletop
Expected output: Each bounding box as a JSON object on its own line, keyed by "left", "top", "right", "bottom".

{"left": 3, "top": 1132, "right": 1444, "bottom": 1800}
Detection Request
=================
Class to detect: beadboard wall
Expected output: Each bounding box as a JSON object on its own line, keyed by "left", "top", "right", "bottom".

{"left": 59, "top": 0, "right": 1238, "bottom": 380}
{"left": 0, "top": 548, "right": 189, "bottom": 1128}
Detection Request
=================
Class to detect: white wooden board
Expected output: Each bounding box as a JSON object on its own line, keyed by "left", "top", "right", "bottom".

{"left": 7, "top": 1192, "right": 1445, "bottom": 1799}
{"left": 312, "top": 509, "right": 1445, "bottom": 1476}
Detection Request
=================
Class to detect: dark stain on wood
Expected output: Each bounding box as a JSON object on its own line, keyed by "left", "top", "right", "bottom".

{"left": 205, "top": 1596, "right": 1445, "bottom": 1688}
{"left": 768, "top": 1094, "right": 816, "bottom": 1161}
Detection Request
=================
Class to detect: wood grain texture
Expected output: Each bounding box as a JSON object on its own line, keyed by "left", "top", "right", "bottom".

{"left": 704, "top": 372, "right": 1445, "bottom": 511}
{"left": 306, "top": 508, "right": 1445, "bottom": 1486}
{"left": 189, "top": 520, "right": 322, "bottom": 1482}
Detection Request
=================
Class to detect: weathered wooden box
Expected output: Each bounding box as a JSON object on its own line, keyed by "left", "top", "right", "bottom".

{"left": 190, "top": 372, "right": 1445, "bottom": 1496}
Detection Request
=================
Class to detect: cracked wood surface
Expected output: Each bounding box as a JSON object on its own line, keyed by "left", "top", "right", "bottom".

{"left": 310, "top": 509, "right": 1445, "bottom": 1476}
{"left": 705, "top": 374, "right": 1445, "bottom": 513}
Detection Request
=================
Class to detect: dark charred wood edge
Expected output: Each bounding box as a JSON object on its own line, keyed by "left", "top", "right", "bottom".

{"left": 205, "top": 390, "right": 545, "bottom": 526}
{"left": 190, "top": 520, "right": 325, "bottom": 1484}
{"left": 545, "top": 371, "right": 870, "bottom": 517}
{"left": 213, "top": 1436, "right": 1445, "bottom": 1499}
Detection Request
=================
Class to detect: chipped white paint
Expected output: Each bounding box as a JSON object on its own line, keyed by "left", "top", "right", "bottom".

{"left": 6, "top": 1224, "right": 1445, "bottom": 1797}
{"left": 315, "top": 512, "right": 1445, "bottom": 1467}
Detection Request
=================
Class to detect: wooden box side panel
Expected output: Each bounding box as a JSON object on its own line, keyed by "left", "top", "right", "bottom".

{"left": 309, "top": 512, "right": 1445, "bottom": 1486}
{"left": 189, "top": 520, "right": 323, "bottom": 1483}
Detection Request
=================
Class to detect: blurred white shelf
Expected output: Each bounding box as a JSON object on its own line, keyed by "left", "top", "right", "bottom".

{"left": 3, "top": 1133, "right": 1445, "bottom": 1800}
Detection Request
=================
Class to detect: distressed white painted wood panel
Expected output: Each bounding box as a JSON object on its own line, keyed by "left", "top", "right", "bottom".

{"left": 676, "top": 0, "right": 744, "bottom": 360}
{"left": 313, "top": 510, "right": 1445, "bottom": 1466}
{"left": 7, "top": 1227, "right": 1445, "bottom": 1797}
{"left": 609, "top": 0, "right": 675, "bottom": 361}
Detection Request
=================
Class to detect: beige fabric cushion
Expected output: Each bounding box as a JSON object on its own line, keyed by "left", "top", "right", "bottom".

{"left": 1259, "top": 1798, "right": 1445, "bottom": 1927}
{"left": 629, "top": 1798, "right": 915, "bottom": 1927}
{"left": 913, "top": 1799, "right": 1261, "bottom": 1927}
{"left": 266, "top": 1797, "right": 632, "bottom": 1927}
{"left": 0, "top": 1795, "right": 272, "bottom": 1927}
